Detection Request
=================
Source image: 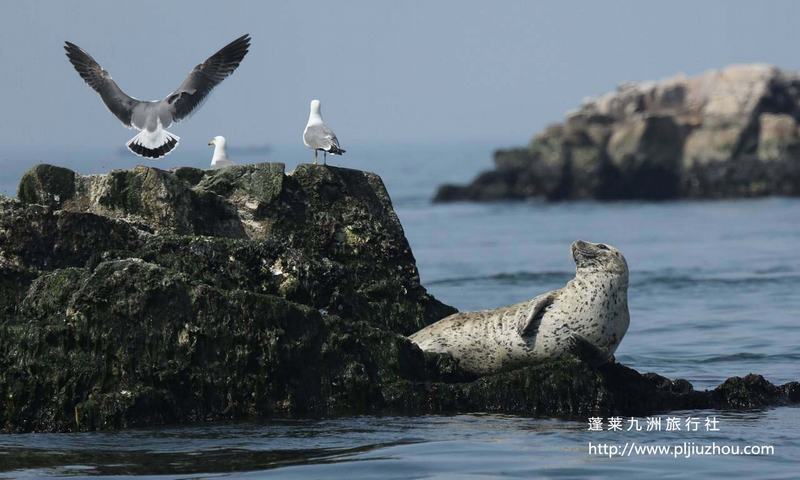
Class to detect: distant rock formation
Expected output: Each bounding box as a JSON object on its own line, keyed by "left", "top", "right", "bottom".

{"left": 435, "top": 64, "right": 800, "bottom": 201}
{"left": 1, "top": 163, "right": 797, "bottom": 432}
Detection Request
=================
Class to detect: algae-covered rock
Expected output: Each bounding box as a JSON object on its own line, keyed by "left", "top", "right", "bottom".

{"left": 3, "top": 163, "right": 454, "bottom": 333}
{"left": 0, "top": 163, "right": 455, "bottom": 431}
{"left": 4, "top": 258, "right": 326, "bottom": 431}
{"left": 1, "top": 163, "right": 797, "bottom": 432}
{"left": 384, "top": 360, "right": 798, "bottom": 417}
{"left": 17, "top": 164, "right": 76, "bottom": 208}
{"left": 0, "top": 196, "right": 143, "bottom": 270}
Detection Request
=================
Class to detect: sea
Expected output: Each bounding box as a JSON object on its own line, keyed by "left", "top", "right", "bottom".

{"left": 0, "top": 143, "right": 798, "bottom": 479}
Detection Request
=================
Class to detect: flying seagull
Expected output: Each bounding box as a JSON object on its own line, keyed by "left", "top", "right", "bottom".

{"left": 303, "top": 99, "right": 345, "bottom": 165}
{"left": 208, "top": 136, "right": 235, "bottom": 169}
{"left": 65, "top": 34, "right": 251, "bottom": 159}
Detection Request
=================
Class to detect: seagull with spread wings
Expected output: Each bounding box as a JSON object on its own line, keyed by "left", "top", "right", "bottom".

{"left": 64, "top": 34, "right": 250, "bottom": 159}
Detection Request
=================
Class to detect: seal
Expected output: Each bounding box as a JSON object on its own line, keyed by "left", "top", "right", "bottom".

{"left": 409, "top": 240, "right": 630, "bottom": 375}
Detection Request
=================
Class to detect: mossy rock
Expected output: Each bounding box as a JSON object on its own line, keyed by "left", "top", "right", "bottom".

{"left": 1, "top": 162, "right": 797, "bottom": 432}
{"left": 17, "top": 164, "right": 76, "bottom": 208}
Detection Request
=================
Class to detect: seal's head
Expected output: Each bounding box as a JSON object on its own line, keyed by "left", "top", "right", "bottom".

{"left": 571, "top": 240, "right": 628, "bottom": 276}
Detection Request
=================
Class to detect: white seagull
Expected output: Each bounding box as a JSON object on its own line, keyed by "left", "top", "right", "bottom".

{"left": 303, "top": 99, "right": 345, "bottom": 165}
{"left": 208, "top": 136, "right": 235, "bottom": 169}
{"left": 65, "top": 34, "right": 251, "bottom": 159}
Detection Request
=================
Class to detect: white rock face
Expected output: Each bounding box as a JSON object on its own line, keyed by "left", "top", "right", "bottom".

{"left": 580, "top": 64, "right": 800, "bottom": 166}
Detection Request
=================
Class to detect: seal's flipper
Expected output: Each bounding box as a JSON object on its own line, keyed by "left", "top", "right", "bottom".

{"left": 517, "top": 292, "right": 556, "bottom": 337}
{"left": 566, "top": 333, "right": 611, "bottom": 366}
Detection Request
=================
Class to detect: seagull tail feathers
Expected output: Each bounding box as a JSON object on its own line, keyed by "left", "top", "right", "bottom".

{"left": 126, "top": 129, "right": 180, "bottom": 159}
{"left": 328, "top": 145, "right": 346, "bottom": 155}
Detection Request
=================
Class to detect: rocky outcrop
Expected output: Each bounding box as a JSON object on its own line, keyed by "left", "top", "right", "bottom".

{"left": 1, "top": 162, "right": 454, "bottom": 431}
{"left": 1, "top": 163, "right": 797, "bottom": 432}
{"left": 435, "top": 64, "right": 800, "bottom": 201}
{"left": 389, "top": 360, "right": 800, "bottom": 416}
{"left": 9, "top": 163, "right": 452, "bottom": 334}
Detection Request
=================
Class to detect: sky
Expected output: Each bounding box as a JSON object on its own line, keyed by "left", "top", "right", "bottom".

{"left": 2, "top": 0, "right": 800, "bottom": 151}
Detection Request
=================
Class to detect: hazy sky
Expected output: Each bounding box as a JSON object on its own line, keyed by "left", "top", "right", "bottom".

{"left": 2, "top": 0, "right": 800, "bottom": 150}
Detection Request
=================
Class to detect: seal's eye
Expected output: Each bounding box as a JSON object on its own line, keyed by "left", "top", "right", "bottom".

{"left": 597, "top": 244, "right": 609, "bottom": 250}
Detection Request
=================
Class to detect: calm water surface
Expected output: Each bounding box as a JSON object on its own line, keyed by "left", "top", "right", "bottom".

{"left": 0, "top": 144, "right": 798, "bottom": 478}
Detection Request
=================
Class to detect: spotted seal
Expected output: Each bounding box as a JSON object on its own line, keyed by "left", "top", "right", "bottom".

{"left": 409, "top": 240, "right": 629, "bottom": 375}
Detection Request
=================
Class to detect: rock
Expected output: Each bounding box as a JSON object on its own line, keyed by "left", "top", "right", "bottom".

{"left": 17, "top": 164, "right": 76, "bottom": 208}
{"left": 1, "top": 163, "right": 797, "bottom": 432}
{"left": 0, "top": 196, "right": 143, "bottom": 270}
{"left": 757, "top": 113, "right": 800, "bottom": 161}
{"left": 7, "top": 258, "right": 330, "bottom": 431}
{"left": 385, "top": 360, "right": 798, "bottom": 416}
{"left": 603, "top": 115, "right": 683, "bottom": 199}
{"left": 3, "top": 163, "right": 453, "bottom": 333}
{"left": 0, "top": 162, "right": 457, "bottom": 431}
{"left": 435, "top": 64, "right": 800, "bottom": 201}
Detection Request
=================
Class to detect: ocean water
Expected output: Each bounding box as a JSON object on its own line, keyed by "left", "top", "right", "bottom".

{"left": 1, "top": 143, "right": 799, "bottom": 478}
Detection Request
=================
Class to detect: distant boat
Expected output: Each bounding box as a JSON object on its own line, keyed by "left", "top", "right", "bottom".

{"left": 227, "top": 144, "right": 272, "bottom": 156}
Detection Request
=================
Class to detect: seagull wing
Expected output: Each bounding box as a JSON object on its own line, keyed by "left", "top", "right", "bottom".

{"left": 64, "top": 41, "right": 139, "bottom": 127}
{"left": 304, "top": 123, "right": 341, "bottom": 150}
{"left": 326, "top": 126, "right": 343, "bottom": 151}
{"left": 164, "top": 34, "right": 251, "bottom": 124}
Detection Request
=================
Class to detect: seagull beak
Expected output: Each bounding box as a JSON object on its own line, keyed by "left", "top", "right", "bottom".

{"left": 208, "top": 140, "right": 214, "bottom": 146}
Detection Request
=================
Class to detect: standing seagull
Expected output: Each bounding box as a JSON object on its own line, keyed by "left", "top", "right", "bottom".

{"left": 65, "top": 34, "right": 251, "bottom": 159}
{"left": 303, "top": 99, "right": 345, "bottom": 165}
{"left": 208, "top": 136, "right": 235, "bottom": 169}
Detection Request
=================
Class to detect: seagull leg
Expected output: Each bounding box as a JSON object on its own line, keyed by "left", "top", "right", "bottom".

{"left": 324, "top": 151, "right": 327, "bottom": 165}
{"left": 313, "top": 150, "right": 318, "bottom": 165}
